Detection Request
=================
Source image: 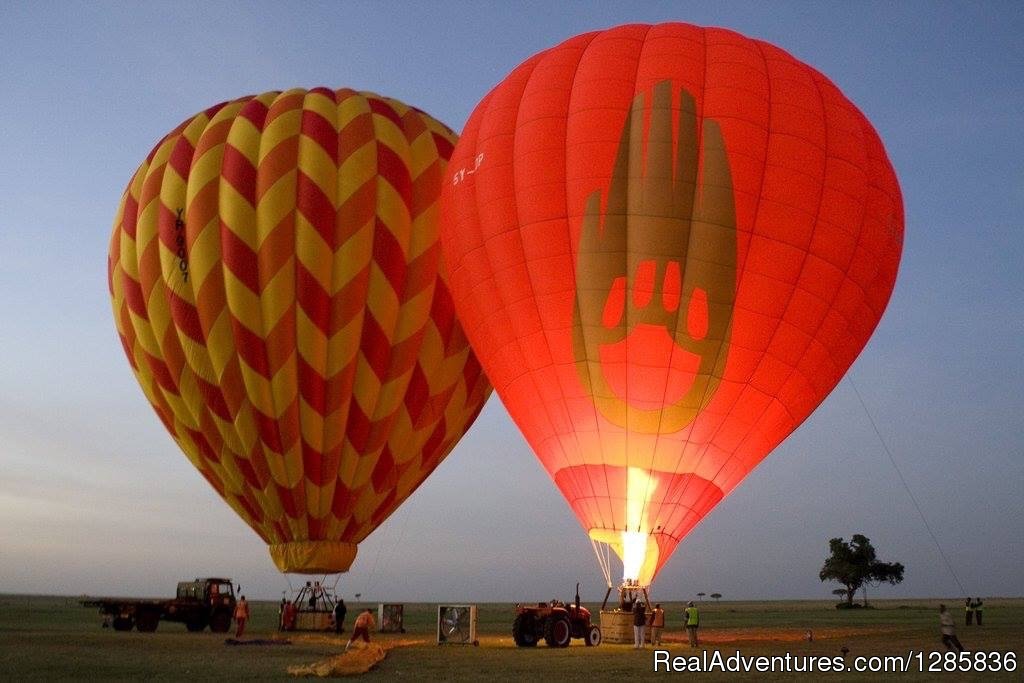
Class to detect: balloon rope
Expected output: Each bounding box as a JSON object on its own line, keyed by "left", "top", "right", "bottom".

{"left": 590, "top": 539, "right": 613, "bottom": 588}
{"left": 846, "top": 374, "right": 967, "bottom": 596}
{"left": 360, "top": 505, "right": 407, "bottom": 598}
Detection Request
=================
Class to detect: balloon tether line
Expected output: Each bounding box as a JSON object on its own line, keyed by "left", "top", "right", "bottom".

{"left": 590, "top": 538, "right": 614, "bottom": 588}
{"left": 360, "top": 503, "right": 409, "bottom": 598}
{"left": 846, "top": 374, "right": 967, "bottom": 596}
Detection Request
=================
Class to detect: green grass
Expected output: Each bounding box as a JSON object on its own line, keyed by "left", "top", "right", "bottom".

{"left": 1, "top": 595, "right": 1019, "bottom": 680}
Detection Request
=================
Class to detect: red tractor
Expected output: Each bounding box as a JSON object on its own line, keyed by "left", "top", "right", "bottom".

{"left": 512, "top": 584, "right": 601, "bottom": 647}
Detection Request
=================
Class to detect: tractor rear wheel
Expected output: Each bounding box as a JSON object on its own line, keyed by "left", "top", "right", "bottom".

{"left": 209, "top": 611, "right": 231, "bottom": 633}
{"left": 544, "top": 614, "right": 572, "bottom": 647}
{"left": 512, "top": 614, "right": 537, "bottom": 647}
{"left": 135, "top": 610, "right": 160, "bottom": 632}
{"left": 585, "top": 624, "right": 602, "bottom": 646}
{"left": 112, "top": 616, "right": 133, "bottom": 631}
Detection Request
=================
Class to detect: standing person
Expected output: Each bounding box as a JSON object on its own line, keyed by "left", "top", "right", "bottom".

{"left": 333, "top": 597, "right": 347, "bottom": 634}
{"left": 234, "top": 595, "right": 250, "bottom": 638}
{"left": 278, "top": 597, "right": 286, "bottom": 631}
{"left": 282, "top": 600, "right": 297, "bottom": 631}
{"left": 939, "top": 604, "right": 965, "bottom": 652}
{"left": 974, "top": 598, "right": 984, "bottom": 626}
{"left": 965, "top": 597, "right": 974, "bottom": 626}
{"left": 345, "top": 608, "right": 376, "bottom": 652}
{"left": 649, "top": 603, "right": 665, "bottom": 647}
{"left": 632, "top": 601, "right": 647, "bottom": 649}
{"left": 684, "top": 601, "right": 700, "bottom": 648}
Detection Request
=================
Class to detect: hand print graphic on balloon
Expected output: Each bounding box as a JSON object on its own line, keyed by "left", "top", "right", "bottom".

{"left": 572, "top": 81, "right": 737, "bottom": 434}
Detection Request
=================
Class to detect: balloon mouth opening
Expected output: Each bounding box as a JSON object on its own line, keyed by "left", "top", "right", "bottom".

{"left": 269, "top": 541, "right": 358, "bottom": 574}
{"left": 590, "top": 529, "right": 662, "bottom": 587}
{"left": 589, "top": 465, "right": 663, "bottom": 586}
{"left": 598, "top": 325, "right": 701, "bottom": 408}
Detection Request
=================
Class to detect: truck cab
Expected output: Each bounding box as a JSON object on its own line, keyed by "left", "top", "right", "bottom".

{"left": 171, "top": 578, "right": 236, "bottom": 632}
{"left": 176, "top": 578, "right": 235, "bottom": 603}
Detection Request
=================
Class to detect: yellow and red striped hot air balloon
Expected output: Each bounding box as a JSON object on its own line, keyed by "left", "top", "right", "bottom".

{"left": 108, "top": 88, "right": 491, "bottom": 574}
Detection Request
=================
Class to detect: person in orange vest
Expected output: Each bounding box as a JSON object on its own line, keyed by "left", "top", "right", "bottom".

{"left": 282, "top": 600, "right": 297, "bottom": 631}
{"left": 345, "top": 608, "right": 376, "bottom": 652}
{"left": 648, "top": 603, "right": 666, "bottom": 646}
{"left": 234, "top": 595, "right": 250, "bottom": 638}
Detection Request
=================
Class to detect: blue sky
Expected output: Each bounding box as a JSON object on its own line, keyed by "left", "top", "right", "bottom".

{"left": 1, "top": 1, "right": 1022, "bottom": 602}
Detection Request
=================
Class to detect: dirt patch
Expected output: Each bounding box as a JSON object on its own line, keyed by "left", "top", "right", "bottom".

{"left": 661, "top": 626, "right": 904, "bottom": 644}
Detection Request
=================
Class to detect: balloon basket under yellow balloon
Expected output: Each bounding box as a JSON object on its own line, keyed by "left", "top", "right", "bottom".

{"left": 269, "top": 541, "right": 358, "bottom": 574}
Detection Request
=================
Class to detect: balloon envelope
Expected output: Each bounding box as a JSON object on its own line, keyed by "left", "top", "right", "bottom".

{"left": 441, "top": 24, "right": 903, "bottom": 585}
{"left": 109, "top": 88, "right": 490, "bottom": 573}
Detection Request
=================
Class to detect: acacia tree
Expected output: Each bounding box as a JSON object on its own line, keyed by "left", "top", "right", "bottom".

{"left": 697, "top": 592, "right": 706, "bottom": 601}
{"left": 710, "top": 593, "right": 722, "bottom": 602}
{"left": 819, "top": 534, "right": 904, "bottom": 607}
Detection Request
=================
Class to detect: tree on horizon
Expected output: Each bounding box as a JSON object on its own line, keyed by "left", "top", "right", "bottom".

{"left": 819, "top": 534, "right": 904, "bottom": 607}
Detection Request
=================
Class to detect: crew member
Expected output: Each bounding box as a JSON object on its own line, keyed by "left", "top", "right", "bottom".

{"left": 649, "top": 603, "right": 665, "bottom": 646}
{"left": 632, "top": 600, "right": 647, "bottom": 649}
{"left": 334, "top": 597, "right": 347, "bottom": 634}
{"left": 234, "top": 595, "right": 250, "bottom": 638}
{"left": 345, "top": 608, "right": 376, "bottom": 652}
{"left": 282, "top": 600, "right": 297, "bottom": 631}
{"left": 939, "top": 604, "right": 965, "bottom": 652}
{"left": 965, "top": 597, "right": 974, "bottom": 626}
{"left": 974, "top": 597, "right": 984, "bottom": 626}
{"left": 684, "top": 601, "right": 700, "bottom": 648}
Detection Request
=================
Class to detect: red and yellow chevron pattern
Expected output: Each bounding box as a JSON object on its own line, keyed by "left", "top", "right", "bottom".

{"left": 108, "top": 88, "right": 491, "bottom": 573}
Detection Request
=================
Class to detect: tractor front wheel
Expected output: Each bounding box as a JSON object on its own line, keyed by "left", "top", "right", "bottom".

{"left": 544, "top": 614, "right": 572, "bottom": 647}
{"left": 585, "top": 624, "right": 602, "bottom": 646}
{"left": 512, "top": 614, "right": 537, "bottom": 647}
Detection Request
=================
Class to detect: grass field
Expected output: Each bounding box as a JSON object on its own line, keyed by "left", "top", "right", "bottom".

{"left": 1, "top": 595, "right": 1019, "bottom": 680}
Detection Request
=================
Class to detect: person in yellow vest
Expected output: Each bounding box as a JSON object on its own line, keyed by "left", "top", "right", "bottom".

{"left": 684, "top": 601, "right": 700, "bottom": 648}
{"left": 973, "top": 598, "right": 984, "bottom": 626}
{"left": 234, "top": 595, "right": 250, "bottom": 638}
{"left": 965, "top": 597, "right": 974, "bottom": 625}
{"left": 648, "top": 603, "right": 666, "bottom": 646}
{"left": 345, "top": 608, "right": 376, "bottom": 652}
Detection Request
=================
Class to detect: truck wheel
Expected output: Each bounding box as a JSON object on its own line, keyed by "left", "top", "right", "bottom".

{"left": 585, "top": 625, "right": 602, "bottom": 647}
{"left": 511, "top": 614, "right": 537, "bottom": 647}
{"left": 136, "top": 610, "right": 160, "bottom": 633}
{"left": 209, "top": 611, "right": 231, "bottom": 633}
{"left": 186, "top": 620, "right": 206, "bottom": 632}
{"left": 543, "top": 614, "right": 572, "bottom": 647}
{"left": 112, "top": 616, "right": 133, "bottom": 631}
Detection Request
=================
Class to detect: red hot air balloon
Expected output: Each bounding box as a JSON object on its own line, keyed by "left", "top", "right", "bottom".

{"left": 441, "top": 24, "right": 903, "bottom": 586}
